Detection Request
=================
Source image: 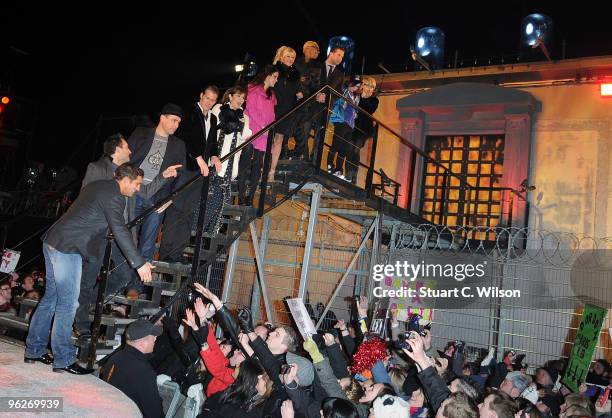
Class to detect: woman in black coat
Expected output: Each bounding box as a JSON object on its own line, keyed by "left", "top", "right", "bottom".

{"left": 269, "top": 46, "right": 303, "bottom": 181}
{"left": 348, "top": 77, "right": 379, "bottom": 184}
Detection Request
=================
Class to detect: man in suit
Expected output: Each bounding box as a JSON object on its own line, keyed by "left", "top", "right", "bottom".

{"left": 74, "top": 134, "right": 181, "bottom": 339}
{"left": 312, "top": 46, "right": 345, "bottom": 161}
{"left": 128, "top": 104, "right": 186, "bottom": 282}
{"left": 25, "top": 163, "right": 155, "bottom": 374}
{"left": 159, "top": 86, "right": 222, "bottom": 263}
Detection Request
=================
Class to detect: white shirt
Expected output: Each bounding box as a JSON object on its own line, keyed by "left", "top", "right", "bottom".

{"left": 326, "top": 63, "right": 335, "bottom": 77}
{"left": 197, "top": 102, "right": 211, "bottom": 139}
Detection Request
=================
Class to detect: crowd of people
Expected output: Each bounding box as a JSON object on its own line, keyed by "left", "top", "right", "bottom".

{"left": 97, "top": 289, "right": 611, "bottom": 418}
{"left": 1, "top": 38, "right": 610, "bottom": 418}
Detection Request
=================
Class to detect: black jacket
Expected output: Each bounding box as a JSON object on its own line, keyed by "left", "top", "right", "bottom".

{"left": 418, "top": 365, "right": 451, "bottom": 414}
{"left": 316, "top": 60, "right": 344, "bottom": 92}
{"left": 294, "top": 57, "right": 322, "bottom": 98}
{"left": 274, "top": 63, "right": 302, "bottom": 117}
{"left": 100, "top": 344, "right": 164, "bottom": 418}
{"left": 128, "top": 127, "right": 186, "bottom": 201}
{"left": 43, "top": 179, "right": 145, "bottom": 268}
{"left": 81, "top": 156, "right": 169, "bottom": 240}
{"left": 176, "top": 103, "right": 219, "bottom": 172}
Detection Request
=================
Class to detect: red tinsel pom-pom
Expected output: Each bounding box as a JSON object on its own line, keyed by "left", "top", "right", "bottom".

{"left": 350, "top": 337, "right": 388, "bottom": 374}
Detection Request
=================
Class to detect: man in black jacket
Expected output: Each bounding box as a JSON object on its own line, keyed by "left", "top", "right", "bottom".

{"left": 100, "top": 319, "right": 164, "bottom": 418}
{"left": 25, "top": 163, "right": 154, "bottom": 374}
{"left": 292, "top": 41, "right": 321, "bottom": 161}
{"left": 128, "top": 104, "right": 185, "bottom": 285}
{"left": 312, "top": 47, "right": 345, "bottom": 161}
{"left": 74, "top": 134, "right": 181, "bottom": 338}
{"left": 159, "top": 86, "right": 222, "bottom": 262}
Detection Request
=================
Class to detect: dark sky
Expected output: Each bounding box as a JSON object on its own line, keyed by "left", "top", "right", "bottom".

{"left": 2, "top": 1, "right": 611, "bottom": 172}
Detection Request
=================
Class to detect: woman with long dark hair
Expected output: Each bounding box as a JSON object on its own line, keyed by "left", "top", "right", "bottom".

{"left": 238, "top": 65, "right": 279, "bottom": 205}
{"left": 201, "top": 360, "right": 272, "bottom": 417}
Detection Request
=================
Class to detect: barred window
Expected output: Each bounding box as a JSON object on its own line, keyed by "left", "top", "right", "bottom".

{"left": 420, "top": 135, "right": 505, "bottom": 241}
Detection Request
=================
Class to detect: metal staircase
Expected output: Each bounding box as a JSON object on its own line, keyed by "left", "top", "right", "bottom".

{"left": 1, "top": 85, "right": 524, "bottom": 367}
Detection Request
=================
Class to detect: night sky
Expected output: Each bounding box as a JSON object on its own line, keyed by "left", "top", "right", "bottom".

{"left": 2, "top": 1, "right": 611, "bottom": 175}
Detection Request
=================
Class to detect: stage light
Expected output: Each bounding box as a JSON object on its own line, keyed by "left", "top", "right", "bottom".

{"left": 411, "top": 27, "right": 445, "bottom": 70}
{"left": 1, "top": 96, "right": 9, "bottom": 105}
{"left": 601, "top": 83, "right": 612, "bottom": 97}
{"left": 327, "top": 35, "right": 355, "bottom": 74}
{"left": 234, "top": 64, "right": 245, "bottom": 73}
{"left": 522, "top": 14, "right": 553, "bottom": 61}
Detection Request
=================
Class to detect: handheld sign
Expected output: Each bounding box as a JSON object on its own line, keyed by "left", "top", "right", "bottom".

{"left": 561, "top": 304, "right": 607, "bottom": 392}
{"left": 1, "top": 249, "right": 20, "bottom": 274}
{"left": 286, "top": 298, "right": 317, "bottom": 340}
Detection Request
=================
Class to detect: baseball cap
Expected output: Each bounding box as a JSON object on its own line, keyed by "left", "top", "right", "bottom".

{"left": 125, "top": 319, "right": 163, "bottom": 340}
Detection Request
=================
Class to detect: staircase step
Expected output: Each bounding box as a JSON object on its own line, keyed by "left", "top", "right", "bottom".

{"left": 222, "top": 205, "right": 257, "bottom": 218}
{"left": 110, "top": 296, "right": 158, "bottom": 308}
{"left": 87, "top": 314, "right": 138, "bottom": 326}
{"left": 151, "top": 260, "right": 191, "bottom": 273}
{"left": 0, "top": 313, "right": 29, "bottom": 331}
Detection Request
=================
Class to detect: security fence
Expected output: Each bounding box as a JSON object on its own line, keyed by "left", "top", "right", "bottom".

{"left": 222, "top": 216, "right": 612, "bottom": 369}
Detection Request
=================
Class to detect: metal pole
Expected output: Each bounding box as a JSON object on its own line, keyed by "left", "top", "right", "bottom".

{"left": 250, "top": 216, "right": 271, "bottom": 321}
{"left": 221, "top": 238, "right": 239, "bottom": 304}
{"left": 368, "top": 214, "right": 382, "bottom": 298}
{"left": 316, "top": 217, "right": 378, "bottom": 329}
{"left": 298, "top": 184, "right": 322, "bottom": 299}
{"left": 87, "top": 236, "right": 113, "bottom": 369}
{"left": 249, "top": 222, "right": 274, "bottom": 323}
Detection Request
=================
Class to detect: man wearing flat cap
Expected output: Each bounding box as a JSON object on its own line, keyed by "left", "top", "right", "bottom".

{"left": 127, "top": 104, "right": 186, "bottom": 294}
{"left": 100, "top": 319, "right": 164, "bottom": 417}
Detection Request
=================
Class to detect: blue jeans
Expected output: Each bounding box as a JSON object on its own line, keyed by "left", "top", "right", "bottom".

{"left": 134, "top": 194, "right": 163, "bottom": 261}
{"left": 131, "top": 194, "right": 163, "bottom": 293}
{"left": 26, "top": 243, "right": 82, "bottom": 368}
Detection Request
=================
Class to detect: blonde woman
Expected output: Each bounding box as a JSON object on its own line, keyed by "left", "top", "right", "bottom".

{"left": 348, "top": 76, "right": 379, "bottom": 184}
{"left": 269, "top": 46, "right": 303, "bottom": 181}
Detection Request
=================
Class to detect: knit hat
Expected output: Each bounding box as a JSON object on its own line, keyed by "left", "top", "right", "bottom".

{"left": 285, "top": 352, "right": 314, "bottom": 387}
{"left": 372, "top": 395, "right": 409, "bottom": 418}
{"left": 505, "top": 371, "right": 530, "bottom": 394}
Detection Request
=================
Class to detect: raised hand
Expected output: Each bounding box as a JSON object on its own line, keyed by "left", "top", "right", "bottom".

{"left": 280, "top": 399, "right": 295, "bottom": 418}
{"left": 323, "top": 333, "right": 335, "bottom": 346}
{"left": 402, "top": 333, "right": 430, "bottom": 369}
{"left": 194, "top": 298, "right": 208, "bottom": 322}
{"left": 193, "top": 283, "right": 222, "bottom": 310}
{"left": 182, "top": 308, "right": 198, "bottom": 330}
{"left": 357, "top": 296, "right": 368, "bottom": 318}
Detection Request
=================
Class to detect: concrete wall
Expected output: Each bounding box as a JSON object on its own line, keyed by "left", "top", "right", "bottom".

{"left": 374, "top": 83, "right": 612, "bottom": 238}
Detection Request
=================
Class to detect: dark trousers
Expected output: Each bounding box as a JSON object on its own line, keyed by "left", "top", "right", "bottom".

{"left": 74, "top": 242, "right": 135, "bottom": 333}
{"left": 238, "top": 144, "right": 264, "bottom": 205}
{"left": 327, "top": 123, "right": 354, "bottom": 174}
{"left": 159, "top": 171, "right": 203, "bottom": 262}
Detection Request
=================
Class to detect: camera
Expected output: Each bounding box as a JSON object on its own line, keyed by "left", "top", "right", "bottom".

{"left": 280, "top": 364, "right": 292, "bottom": 375}
{"left": 396, "top": 331, "right": 418, "bottom": 351}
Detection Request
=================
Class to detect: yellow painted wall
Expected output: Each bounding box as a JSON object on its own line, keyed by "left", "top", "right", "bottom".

{"left": 373, "top": 83, "right": 612, "bottom": 238}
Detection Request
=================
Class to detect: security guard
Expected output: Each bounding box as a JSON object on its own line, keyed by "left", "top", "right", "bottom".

{"left": 100, "top": 320, "right": 164, "bottom": 417}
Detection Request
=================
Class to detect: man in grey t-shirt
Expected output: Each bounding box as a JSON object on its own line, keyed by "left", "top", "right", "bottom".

{"left": 127, "top": 104, "right": 186, "bottom": 293}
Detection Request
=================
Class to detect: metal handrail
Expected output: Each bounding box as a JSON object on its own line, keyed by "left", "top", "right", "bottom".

{"left": 325, "top": 86, "right": 477, "bottom": 191}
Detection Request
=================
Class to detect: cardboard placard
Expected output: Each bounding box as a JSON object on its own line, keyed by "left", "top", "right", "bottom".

{"left": 1, "top": 249, "right": 20, "bottom": 273}
{"left": 561, "top": 304, "right": 607, "bottom": 392}
{"left": 286, "top": 298, "right": 317, "bottom": 340}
